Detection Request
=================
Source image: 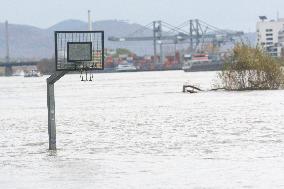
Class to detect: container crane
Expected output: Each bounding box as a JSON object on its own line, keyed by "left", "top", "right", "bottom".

{"left": 108, "top": 19, "right": 244, "bottom": 64}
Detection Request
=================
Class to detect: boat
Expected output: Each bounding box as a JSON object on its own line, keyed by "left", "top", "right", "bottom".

{"left": 12, "top": 70, "right": 25, "bottom": 77}
{"left": 24, "top": 70, "right": 42, "bottom": 77}
{"left": 116, "top": 62, "right": 137, "bottom": 72}
{"left": 182, "top": 54, "right": 223, "bottom": 72}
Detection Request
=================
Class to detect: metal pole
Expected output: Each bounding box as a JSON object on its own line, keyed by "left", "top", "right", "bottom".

{"left": 174, "top": 40, "right": 177, "bottom": 64}
{"left": 47, "top": 83, "right": 56, "bottom": 150}
{"left": 153, "top": 21, "right": 157, "bottom": 65}
{"left": 4, "top": 21, "right": 12, "bottom": 76}
{"left": 88, "top": 10, "right": 92, "bottom": 31}
{"left": 160, "top": 43, "right": 163, "bottom": 64}
{"left": 190, "top": 20, "right": 193, "bottom": 51}
{"left": 196, "top": 19, "right": 200, "bottom": 48}
{"left": 158, "top": 21, "right": 163, "bottom": 65}
{"left": 47, "top": 71, "right": 68, "bottom": 150}
{"left": 5, "top": 20, "right": 10, "bottom": 64}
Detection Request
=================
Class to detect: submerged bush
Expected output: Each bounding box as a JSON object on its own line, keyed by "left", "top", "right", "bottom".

{"left": 219, "top": 43, "right": 284, "bottom": 90}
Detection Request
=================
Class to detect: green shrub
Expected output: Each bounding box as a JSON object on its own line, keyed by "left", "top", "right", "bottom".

{"left": 219, "top": 43, "right": 284, "bottom": 90}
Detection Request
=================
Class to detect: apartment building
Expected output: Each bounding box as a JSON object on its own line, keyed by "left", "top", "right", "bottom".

{"left": 256, "top": 17, "right": 284, "bottom": 57}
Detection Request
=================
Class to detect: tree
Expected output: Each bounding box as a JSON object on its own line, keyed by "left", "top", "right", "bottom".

{"left": 114, "top": 48, "right": 134, "bottom": 57}
{"left": 219, "top": 43, "right": 284, "bottom": 90}
{"left": 37, "top": 58, "right": 55, "bottom": 74}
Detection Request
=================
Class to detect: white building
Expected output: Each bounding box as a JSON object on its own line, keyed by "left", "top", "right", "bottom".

{"left": 256, "top": 17, "right": 284, "bottom": 57}
{"left": 278, "top": 29, "right": 284, "bottom": 57}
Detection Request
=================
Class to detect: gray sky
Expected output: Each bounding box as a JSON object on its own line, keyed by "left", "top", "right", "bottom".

{"left": 1, "top": 0, "right": 284, "bottom": 32}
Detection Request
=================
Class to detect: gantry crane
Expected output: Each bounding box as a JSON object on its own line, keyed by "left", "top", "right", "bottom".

{"left": 108, "top": 19, "right": 244, "bottom": 64}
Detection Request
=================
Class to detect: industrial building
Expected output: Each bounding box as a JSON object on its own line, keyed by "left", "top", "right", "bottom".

{"left": 256, "top": 16, "right": 284, "bottom": 57}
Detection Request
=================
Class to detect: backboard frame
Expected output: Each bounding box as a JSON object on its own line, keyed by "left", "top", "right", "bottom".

{"left": 67, "top": 42, "right": 93, "bottom": 62}
{"left": 55, "top": 31, "right": 104, "bottom": 71}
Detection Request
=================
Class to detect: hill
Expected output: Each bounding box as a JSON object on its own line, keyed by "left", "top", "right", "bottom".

{"left": 0, "top": 20, "right": 148, "bottom": 60}
{"left": 0, "top": 20, "right": 256, "bottom": 60}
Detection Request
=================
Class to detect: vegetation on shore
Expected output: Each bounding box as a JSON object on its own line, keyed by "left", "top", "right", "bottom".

{"left": 218, "top": 43, "right": 284, "bottom": 90}
{"left": 37, "top": 58, "right": 55, "bottom": 74}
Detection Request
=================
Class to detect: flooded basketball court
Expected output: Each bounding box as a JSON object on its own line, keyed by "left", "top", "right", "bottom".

{"left": 0, "top": 71, "right": 284, "bottom": 188}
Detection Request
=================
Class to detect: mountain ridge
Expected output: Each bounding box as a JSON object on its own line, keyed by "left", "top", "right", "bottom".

{"left": 0, "top": 19, "right": 256, "bottom": 60}
{"left": 0, "top": 19, "right": 148, "bottom": 60}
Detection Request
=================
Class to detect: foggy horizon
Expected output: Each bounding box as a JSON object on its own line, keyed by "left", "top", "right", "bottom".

{"left": 1, "top": 0, "right": 284, "bottom": 32}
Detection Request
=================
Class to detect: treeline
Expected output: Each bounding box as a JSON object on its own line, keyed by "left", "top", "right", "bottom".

{"left": 37, "top": 58, "right": 55, "bottom": 75}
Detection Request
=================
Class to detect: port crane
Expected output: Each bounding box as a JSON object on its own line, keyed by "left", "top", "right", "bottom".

{"left": 108, "top": 19, "right": 244, "bottom": 64}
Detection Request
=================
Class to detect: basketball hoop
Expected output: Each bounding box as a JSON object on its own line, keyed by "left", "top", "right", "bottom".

{"left": 47, "top": 31, "right": 104, "bottom": 150}
{"left": 55, "top": 31, "right": 104, "bottom": 81}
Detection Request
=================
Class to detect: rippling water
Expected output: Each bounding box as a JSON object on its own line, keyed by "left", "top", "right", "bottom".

{"left": 0, "top": 71, "right": 284, "bottom": 189}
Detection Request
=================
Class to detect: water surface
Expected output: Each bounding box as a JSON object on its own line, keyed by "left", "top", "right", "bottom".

{"left": 0, "top": 71, "right": 284, "bottom": 188}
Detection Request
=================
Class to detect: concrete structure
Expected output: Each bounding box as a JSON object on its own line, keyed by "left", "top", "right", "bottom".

{"left": 256, "top": 17, "right": 284, "bottom": 57}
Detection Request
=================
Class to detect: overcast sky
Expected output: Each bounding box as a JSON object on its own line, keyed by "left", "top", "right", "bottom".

{"left": 1, "top": 0, "right": 284, "bottom": 32}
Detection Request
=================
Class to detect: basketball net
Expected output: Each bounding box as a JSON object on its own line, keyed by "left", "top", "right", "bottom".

{"left": 80, "top": 69, "right": 94, "bottom": 82}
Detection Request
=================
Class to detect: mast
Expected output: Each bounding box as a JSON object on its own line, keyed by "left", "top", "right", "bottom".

{"left": 5, "top": 20, "right": 10, "bottom": 63}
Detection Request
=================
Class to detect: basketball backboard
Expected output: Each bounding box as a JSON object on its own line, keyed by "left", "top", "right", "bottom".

{"left": 55, "top": 31, "right": 104, "bottom": 71}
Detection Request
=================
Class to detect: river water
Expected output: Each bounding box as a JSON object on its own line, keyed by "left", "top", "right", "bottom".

{"left": 0, "top": 71, "right": 284, "bottom": 189}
